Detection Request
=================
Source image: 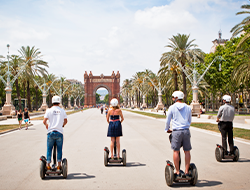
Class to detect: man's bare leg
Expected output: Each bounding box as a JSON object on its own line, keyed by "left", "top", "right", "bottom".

{"left": 184, "top": 151, "right": 191, "bottom": 174}
{"left": 173, "top": 150, "right": 180, "bottom": 174}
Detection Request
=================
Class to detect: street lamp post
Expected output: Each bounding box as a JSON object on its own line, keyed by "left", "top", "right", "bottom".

{"left": 173, "top": 56, "right": 223, "bottom": 115}
{"left": 51, "top": 78, "right": 73, "bottom": 108}
{"left": 145, "top": 76, "right": 171, "bottom": 111}
{"left": 0, "top": 45, "right": 29, "bottom": 115}
{"left": 33, "top": 78, "right": 56, "bottom": 111}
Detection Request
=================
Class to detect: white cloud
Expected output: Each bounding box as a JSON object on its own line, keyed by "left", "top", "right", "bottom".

{"left": 0, "top": 0, "right": 246, "bottom": 85}
{"left": 135, "top": 5, "right": 197, "bottom": 31}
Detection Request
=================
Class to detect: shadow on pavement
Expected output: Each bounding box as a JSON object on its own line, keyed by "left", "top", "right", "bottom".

{"left": 106, "top": 162, "right": 146, "bottom": 167}
{"left": 219, "top": 158, "right": 250, "bottom": 163}
{"left": 43, "top": 173, "right": 95, "bottom": 180}
{"left": 126, "top": 162, "right": 146, "bottom": 167}
{"left": 238, "top": 158, "right": 250, "bottom": 162}
{"left": 171, "top": 180, "right": 222, "bottom": 188}
{"left": 67, "top": 173, "right": 96, "bottom": 180}
{"left": 196, "top": 180, "right": 223, "bottom": 187}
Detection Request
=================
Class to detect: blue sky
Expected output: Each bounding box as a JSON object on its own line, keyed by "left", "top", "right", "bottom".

{"left": 0, "top": 0, "right": 248, "bottom": 84}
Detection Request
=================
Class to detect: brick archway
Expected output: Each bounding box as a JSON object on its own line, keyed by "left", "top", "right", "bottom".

{"left": 84, "top": 71, "right": 120, "bottom": 107}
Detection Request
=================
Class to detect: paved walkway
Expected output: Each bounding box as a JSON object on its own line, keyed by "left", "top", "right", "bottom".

{"left": 0, "top": 109, "right": 250, "bottom": 190}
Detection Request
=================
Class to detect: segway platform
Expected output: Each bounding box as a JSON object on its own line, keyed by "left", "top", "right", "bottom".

{"left": 40, "top": 143, "right": 68, "bottom": 179}
{"left": 165, "top": 160, "right": 198, "bottom": 186}
{"left": 104, "top": 146, "right": 126, "bottom": 166}
{"left": 215, "top": 144, "right": 239, "bottom": 162}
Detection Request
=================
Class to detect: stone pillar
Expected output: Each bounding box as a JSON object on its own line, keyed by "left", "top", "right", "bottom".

{"left": 155, "top": 91, "right": 164, "bottom": 110}
{"left": 2, "top": 86, "right": 16, "bottom": 115}
{"left": 124, "top": 96, "right": 127, "bottom": 107}
{"left": 134, "top": 94, "right": 137, "bottom": 108}
{"left": 74, "top": 98, "right": 77, "bottom": 107}
{"left": 38, "top": 93, "right": 48, "bottom": 111}
{"left": 190, "top": 86, "right": 200, "bottom": 115}
{"left": 127, "top": 96, "right": 131, "bottom": 107}
{"left": 142, "top": 95, "right": 147, "bottom": 108}
{"left": 68, "top": 96, "right": 72, "bottom": 109}
{"left": 130, "top": 96, "right": 134, "bottom": 107}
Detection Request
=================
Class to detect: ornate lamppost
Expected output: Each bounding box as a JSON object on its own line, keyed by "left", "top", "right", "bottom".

{"left": 173, "top": 56, "right": 223, "bottom": 115}
{"left": 0, "top": 44, "right": 29, "bottom": 115}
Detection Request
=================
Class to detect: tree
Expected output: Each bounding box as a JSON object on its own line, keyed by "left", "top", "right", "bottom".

{"left": 46, "top": 74, "right": 57, "bottom": 107}
{"left": 197, "top": 37, "right": 245, "bottom": 109}
{"left": 162, "top": 34, "right": 204, "bottom": 102}
{"left": 104, "top": 94, "right": 109, "bottom": 104}
{"left": 9, "top": 55, "right": 24, "bottom": 110}
{"left": 18, "top": 46, "right": 48, "bottom": 111}
{"left": 96, "top": 93, "right": 101, "bottom": 103}
{"left": 231, "top": 1, "right": 250, "bottom": 48}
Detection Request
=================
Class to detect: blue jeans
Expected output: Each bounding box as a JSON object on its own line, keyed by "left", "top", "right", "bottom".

{"left": 47, "top": 131, "right": 63, "bottom": 163}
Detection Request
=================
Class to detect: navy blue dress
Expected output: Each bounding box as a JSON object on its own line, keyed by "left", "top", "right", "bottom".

{"left": 107, "top": 115, "right": 123, "bottom": 137}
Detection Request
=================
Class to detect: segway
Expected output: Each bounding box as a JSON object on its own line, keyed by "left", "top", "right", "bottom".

{"left": 165, "top": 133, "right": 198, "bottom": 186}
{"left": 215, "top": 144, "right": 239, "bottom": 162}
{"left": 104, "top": 138, "right": 126, "bottom": 166}
{"left": 40, "top": 142, "right": 68, "bottom": 179}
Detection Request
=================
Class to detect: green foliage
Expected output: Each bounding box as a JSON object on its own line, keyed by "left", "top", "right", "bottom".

{"left": 197, "top": 36, "right": 246, "bottom": 96}
{"left": 96, "top": 93, "right": 101, "bottom": 103}
{"left": 104, "top": 94, "right": 109, "bottom": 104}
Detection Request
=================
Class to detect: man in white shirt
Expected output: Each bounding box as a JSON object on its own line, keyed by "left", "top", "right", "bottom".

{"left": 43, "top": 96, "right": 67, "bottom": 171}
{"left": 165, "top": 91, "right": 192, "bottom": 178}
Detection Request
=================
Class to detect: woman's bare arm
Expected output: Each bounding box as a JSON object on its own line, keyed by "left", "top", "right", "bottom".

{"left": 120, "top": 110, "right": 124, "bottom": 123}
{"left": 106, "top": 110, "right": 110, "bottom": 123}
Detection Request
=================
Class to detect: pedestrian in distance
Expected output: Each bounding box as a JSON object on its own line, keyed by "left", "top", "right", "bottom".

{"left": 43, "top": 95, "right": 68, "bottom": 172}
{"left": 105, "top": 107, "right": 108, "bottom": 116}
{"left": 106, "top": 98, "right": 124, "bottom": 159}
{"left": 100, "top": 105, "right": 104, "bottom": 114}
{"left": 216, "top": 95, "right": 235, "bottom": 156}
{"left": 23, "top": 108, "right": 30, "bottom": 130}
{"left": 165, "top": 91, "right": 192, "bottom": 178}
{"left": 17, "top": 109, "right": 23, "bottom": 130}
{"left": 164, "top": 106, "right": 167, "bottom": 116}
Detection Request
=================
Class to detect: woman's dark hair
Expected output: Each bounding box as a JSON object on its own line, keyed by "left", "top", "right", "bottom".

{"left": 53, "top": 103, "right": 60, "bottom": 106}
{"left": 112, "top": 105, "right": 120, "bottom": 110}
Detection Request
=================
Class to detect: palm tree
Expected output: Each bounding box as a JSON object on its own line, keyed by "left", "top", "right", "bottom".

{"left": 9, "top": 55, "right": 24, "bottom": 110}
{"left": 159, "top": 51, "right": 181, "bottom": 91}
{"left": 18, "top": 46, "right": 48, "bottom": 111}
{"left": 231, "top": 2, "right": 250, "bottom": 39}
{"left": 60, "top": 76, "right": 66, "bottom": 106}
{"left": 45, "top": 73, "right": 57, "bottom": 107}
{"left": 163, "top": 34, "right": 204, "bottom": 102}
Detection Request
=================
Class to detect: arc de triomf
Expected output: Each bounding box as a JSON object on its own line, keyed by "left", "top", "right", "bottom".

{"left": 84, "top": 71, "right": 120, "bottom": 107}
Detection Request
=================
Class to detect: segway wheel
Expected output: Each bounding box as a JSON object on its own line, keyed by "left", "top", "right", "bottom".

{"left": 62, "top": 158, "right": 68, "bottom": 179}
{"left": 104, "top": 150, "right": 109, "bottom": 166}
{"left": 215, "top": 147, "right": 223, "bottom": 162}
{"left": 189, "top": 163, "right": 198, "bottom": 186}
{"left": 40, "top": 160, "right": 46, "bottom": 179}
{"left": 165, "top": 165, "right": 174, "bottom": 186}
{"left": 122, "top": 149, "right": 126, "bottom": 166}
{"left": 233, "top": 146, "right": 239, "bottom": 162}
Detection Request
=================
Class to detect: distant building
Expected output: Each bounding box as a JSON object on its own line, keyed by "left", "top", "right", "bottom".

{"left": 210, "top": 30, "right": 228, "bottom": 53}
{"left": 67, "top": 79, "right": 84, "bottom": 87}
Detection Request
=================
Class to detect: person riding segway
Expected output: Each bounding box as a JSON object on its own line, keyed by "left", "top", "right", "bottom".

{"left": 164, "top": 91, "right": 197, "bottom": 186}
{"left": 104, "top": 98, "right": 126, "bottom": 166}
{"left": 40, "top": 95, "right": 68, "bottom": 179}
{"left": 215, "top": 95, "right": 239, "bottom": 162}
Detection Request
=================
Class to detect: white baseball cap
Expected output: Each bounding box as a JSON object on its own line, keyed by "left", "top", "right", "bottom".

{"left": 172, "top": 91, "right": 184, "bottom": 100}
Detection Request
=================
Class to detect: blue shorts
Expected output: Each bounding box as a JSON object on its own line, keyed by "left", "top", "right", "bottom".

{"left": 171, "top": 129, "right": 192, "bottom": 151}
{"left": 24, "top": 119, "right": 29, "bottom": 123}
